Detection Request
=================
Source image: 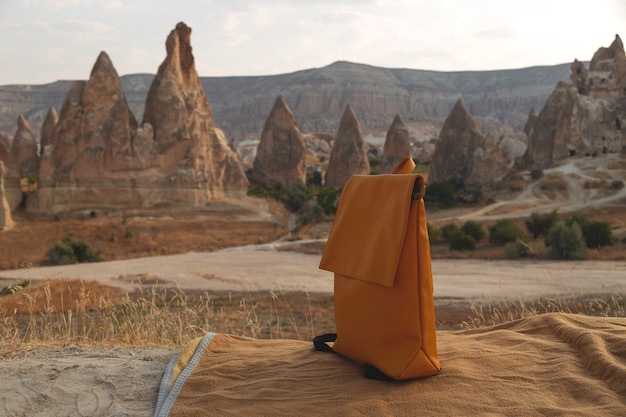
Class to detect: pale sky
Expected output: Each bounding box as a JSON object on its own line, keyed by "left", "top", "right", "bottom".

{"left": 1, "top": 0, "right": 625, "bottom": 85}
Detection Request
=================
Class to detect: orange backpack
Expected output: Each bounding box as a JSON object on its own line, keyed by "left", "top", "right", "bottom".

{"left": 314, "top": 157, "right": 440, "bottom": 380}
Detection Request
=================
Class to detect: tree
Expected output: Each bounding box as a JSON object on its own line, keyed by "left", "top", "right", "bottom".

{"left": 546, "top": 223, "right": 587, "bottom": 260}
{"left": 525, "top": 210, "right": 558, "bottom": 239}
{"left": 461, "top": 221, "right": 486, "bottom": 242}
{"left": 489, "top": 219, "right": 527, "bottom": 245}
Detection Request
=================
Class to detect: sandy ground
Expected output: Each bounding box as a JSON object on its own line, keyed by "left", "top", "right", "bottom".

{"left": 0, "top": 245, "right": 624, "bottom": 416}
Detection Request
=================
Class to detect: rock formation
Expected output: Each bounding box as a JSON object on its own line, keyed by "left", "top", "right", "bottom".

{"left": 523, "top": 107, "right": 537, "bottom": 138}
{"left": 251, "top": 96, "right": 307, "bottom": 186}
{"left": 525, "top": 35, "right": 626, "bottom": 166}
{"left": 0, "top": 134, "right": 10, "bottom": 169}
{"left": 324, "top": 105, "right": 370, "bottom": 188}
{"left": 30, "top": 22, "right": 248, "bottom": 212}
{"left": 466, "top": 133, "right": 511, "bottom": 187}
{"left": 428, "top": 99, "right": 482, "bottom": 183}
{"left": 381, "top": 114, "right": 411, "bottom": 173}
{"left": 142, "top": 21, "right": 247, "bottom": 199}
{"left": 0, "top": 161, "right": 14, "bottom": 231}
{"left": 571, "top": 35, "right": 626, "bottom": 99}
{"left": 11, "top": 114, "right": 39, "bottom": 178}
{"left": 39, "top": 107, "right": 58, "bottom": 152}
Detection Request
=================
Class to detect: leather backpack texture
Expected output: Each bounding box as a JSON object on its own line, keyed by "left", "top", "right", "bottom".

{"left": 315, "top": 157, "right": 440, "bottom": 380}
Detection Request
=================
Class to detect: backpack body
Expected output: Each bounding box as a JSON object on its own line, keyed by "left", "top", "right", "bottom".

{"left": 318, "top": 158, "right": 440, "bottom": 380}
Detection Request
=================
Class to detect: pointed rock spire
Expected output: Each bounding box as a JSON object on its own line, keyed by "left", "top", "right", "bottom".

{"left": 0, "top": 161, "right": 14, "bottom": 231}
{"left": 428, "top": 99, "right": 483, "bottom": 183}
{"left": 0, "top": 134, "right": 10, "bottom": 170}
{"left": 324, "top": 104, "right": 370, "bottom": 188}
{"left": 251, "top": 95, "right": 307, "bottom": 186}
{"left": 381, "top": 114, "right": 411, "bottom": 173}
{"left": 142, "top": 21, "right": 247, "bottom": 197}
{"left": 40, "top": 107, "right": 58, "bottom": 152}
{"left": 11, "top": 114, "right": 39, "bottom": 178}
{"left": 523, "top": 107, "right": 537, "bottom": 138}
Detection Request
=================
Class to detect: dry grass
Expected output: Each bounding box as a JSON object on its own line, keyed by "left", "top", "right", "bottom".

{"left": 462, "top": 294, "right": 625, "bottom": 329}
{"left": 1, "top": 279, "right": 624, "bottom": 352}
{"left": 0, "top": 279, "right": 336, "bottom": 352}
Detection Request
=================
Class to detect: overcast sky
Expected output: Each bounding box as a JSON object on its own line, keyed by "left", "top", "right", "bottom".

{"left": 1, "top": 0, "right": 625, "bottom": 85}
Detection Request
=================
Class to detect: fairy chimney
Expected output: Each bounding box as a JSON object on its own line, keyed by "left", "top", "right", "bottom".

{"left": 324, "top": 105, "right": 370, "bottom": 188}
{"left": 381, "top": 114, "right": 411, "bottom": 173}
{"left": 11, "top": 114, "right": 39, "bottom": 178}
{"left": 0, "top": 161, "right": 14, "bottom": 231}
{"left": 142, "top": 21, "right": 247, "bottom": 198}
{"left": 39, "top": 107, "right": 59, "bottom": 153}
{"left": 428, "top": 99, "right": 482, "bottom": 183}
{"left": 251, "top": 95, "right": 307, "bottom": 186}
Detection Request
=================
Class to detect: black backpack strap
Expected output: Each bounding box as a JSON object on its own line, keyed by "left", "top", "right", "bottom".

{"left": 313, "top": 333, "right": 337, "bottom": 353}
{"left": 313, "top": 334, "right": 395, "bottom": 381}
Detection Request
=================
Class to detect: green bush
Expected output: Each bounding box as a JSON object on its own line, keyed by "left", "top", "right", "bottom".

{"left": 427, "top": 223, "right": 442, "bottom": 244}
{"left": 581, "top": 221, "right": 616, "bottom": 249}
{"left": 488, "top": 219, "right": 527, "bottom": 246}
{"left": 317, "top": 187, "right": 341, "bottom": 216}
{"left": 424, "top": 179, "right": 457, "bottom": 208}
{"left": 530, "top": 168, "right": 544, "bottom": 181}
{"left": 525, "top": 209, "right": 558, "bottom": 239}
{"left": 567, "top": 215, "right": 616, "bottom": 249}
{"left": 546, "top": 223, "right": 587, "bottom": 260}
{"left": 46, "top": 238, "right": 102, "bottom": 265}
{"left": 439, "top": 223, "right": 459, "bottom": 241}
{"left": 461, "top": 221, "right": 486, "bottom": 242}
{"left": 449, "top": 231, "right": 476, "bottom": 251}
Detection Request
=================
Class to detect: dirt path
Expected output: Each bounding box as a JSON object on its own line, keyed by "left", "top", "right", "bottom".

{"left": 1, "top": 243, "right": 624, "bottom": 301}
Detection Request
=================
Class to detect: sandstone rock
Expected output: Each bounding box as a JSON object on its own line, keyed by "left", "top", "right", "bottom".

{"left": 467, "top": 133, "right": 510, "bottom": 187}
{"left": 571, "top": 34, "right": 626, "bottom": 99}
{"left": 0, "top": 134, "right": 10, "bottom": 170}
{"left": 31, "top": 22, "right": 248, "bottom": 212}
{"left": 428, "top": 99, "right": 482, "bottom": 183}
{"left": 11, "top": 114, "right": 39, "bottom": 178}
{"left": 324, "top": 104, "right": 370, "bottom": 188}
{"left": 523, "top": 107, "right": 537, "bottom": 138}
{"left": 251, "top": 96, "right": 307, "bottom": 186}
{"left": 0, "top": 161, "right": 14, "bottom": 231}
{"left": 381, "top": 114, "right": 411, "bottom": 173}
{"left": 524, "top": 80, "right": 624, "bottom": 166}
{"left": 142, "top": 22, "right": 247, "bottom": 199}
{"left": 515, "top": 238, "right": 534, "bottom": 257}
{"left": 40, "top": 107, "right": 58, "bottom": 153}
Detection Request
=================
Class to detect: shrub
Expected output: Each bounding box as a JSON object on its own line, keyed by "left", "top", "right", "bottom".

{"left": 461, "top": 221, "right": 486, "bottom": 242}
{"left": 427, "top": 223, "right": 442, "bottom": 244}
{"left": 440, "top": 223, "right": 460, "bottom": 241}
{"left": 546, "top": 223, "right": 587, "bottom": 260}
{"left": 46, "top": 238, "right": 102, "bottom": 265}
{"left": 504, "top": 242, "right": 519, "bottom": 259}
{"left": 567, "top": 215, "right": 616, "bottom": 249}
{"left": 581, "top": 221, "right": 616, "bottom": 249}
{"left": 530, "top": 168, "right": 544, "bottom": 181}
{"left": 525, "top": 209, "right": 558, "bottom": 239}
{"left": 449, "top": 231, "right": 476, "bottom": 251}
{"left": 317, "top": 187, "right": 341, "bottom": 216}
{"left": 488, "top": 219, "right": 527, "bottom": 246}
{"left": 424, "top": 179, "right": 457, "bottom": 208}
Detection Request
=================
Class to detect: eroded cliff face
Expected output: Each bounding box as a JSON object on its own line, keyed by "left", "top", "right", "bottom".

{"left": 11, "top": 114, "right": 39, "bottom": 178}
{"left": 525, "top": 35, "right": 626, "bottom": 167}
{"left": 251, "top": 96, "right": 307, "bottom": 186}
{"left": 0, "top": 161, "right": 14, "bottom": 231}
{"left": 324, "top": 104, "right": 370, "bottom": 188}
{"left": 30, "top": 22, "right": 248, "bottom": 213}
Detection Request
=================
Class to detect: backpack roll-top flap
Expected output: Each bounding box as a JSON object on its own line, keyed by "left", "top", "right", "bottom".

{"left": 319, "top": 173, "right": 423, "bottom": 287}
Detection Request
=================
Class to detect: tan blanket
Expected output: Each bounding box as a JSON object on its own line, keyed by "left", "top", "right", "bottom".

{"left": 155, "top": 313, "right": 626, "bottom": 416}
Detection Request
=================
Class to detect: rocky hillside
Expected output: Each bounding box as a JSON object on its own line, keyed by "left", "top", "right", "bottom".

{"left": 0, "top": 61, "right": 572, "bottom": 142}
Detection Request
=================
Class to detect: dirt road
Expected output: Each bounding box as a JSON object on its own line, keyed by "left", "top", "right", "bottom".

{"left": 0, "top": 242, "right": 624, "bottom": 300}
